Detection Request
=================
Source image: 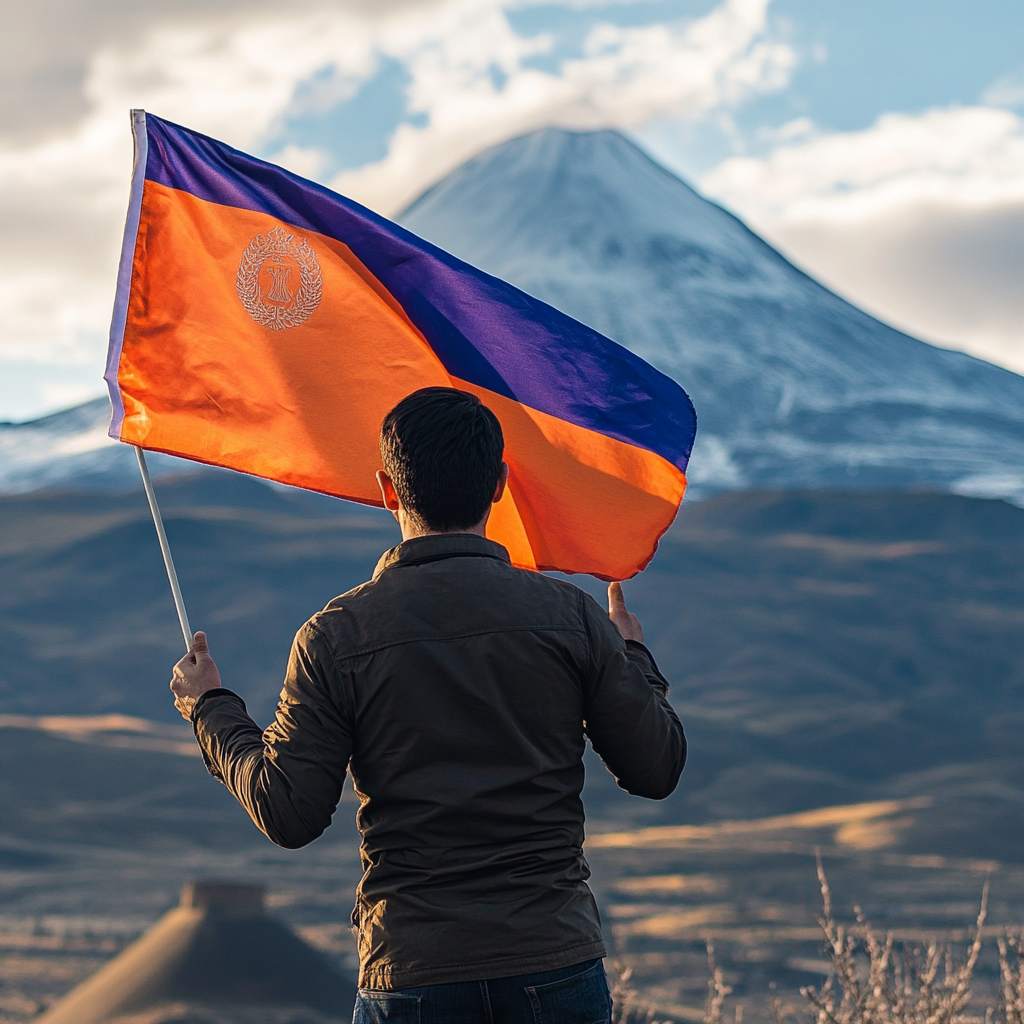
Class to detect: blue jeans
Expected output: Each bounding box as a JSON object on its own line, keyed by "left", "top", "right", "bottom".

{"left": 353, "top": 958, "right": 612, "bottom": 1024}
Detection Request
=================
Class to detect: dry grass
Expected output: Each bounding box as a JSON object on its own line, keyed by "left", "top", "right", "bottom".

{"left": 609, "top": 941, "right": 740, "bottom": 1024}
{"left": 609, "top": 959, "right": 667, "bottom": 1024}
{"left": 706, "top": 941, "right": 742, "bottom": 1024}
{"left": 997, "top": 930, "right": 1024, "bottom": 1024}
{"left": 790, "top": 856, "right": 988, "bottom": 1024}
{"left": 609, "top": 854, "right": 1007, "bottom": 1024}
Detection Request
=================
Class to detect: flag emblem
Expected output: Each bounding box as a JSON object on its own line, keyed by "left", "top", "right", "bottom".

{"left": 235, "top": 226, "right": 323, "bottom": 330}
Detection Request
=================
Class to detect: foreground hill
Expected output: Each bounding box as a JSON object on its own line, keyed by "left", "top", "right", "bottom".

{"left": 0, "top": 474, "right": 396, "bottom": 720}
{"left": 3, "top": 720, "right": 1019, "bottom": 1024}
{"left": 615, "top": 487, "right": 1024, "bottom": 860}
{"left": 2, "top": 475, "right": 1022, "bottom": 861}
{"left": 2, "top": 478, "right": 1022, "bottom": 1019}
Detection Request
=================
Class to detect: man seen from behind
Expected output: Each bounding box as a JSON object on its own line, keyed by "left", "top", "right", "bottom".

{"left": 170, "top": 386, "right": 687, "bottom": 1024}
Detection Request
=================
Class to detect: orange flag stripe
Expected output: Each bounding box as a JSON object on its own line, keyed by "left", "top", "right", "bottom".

{"left": 115, "top": 180, "right": 686, "bottom": 578}
{"left": 462, "top": 385, "right": 686, "bottom": 576}
{"left": 119, "top": 181, "right": 449, "bottom": 503}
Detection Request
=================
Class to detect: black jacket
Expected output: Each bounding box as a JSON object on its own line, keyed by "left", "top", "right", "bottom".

{"left": 192, "top": 533, "right": 686, "bottom": 989}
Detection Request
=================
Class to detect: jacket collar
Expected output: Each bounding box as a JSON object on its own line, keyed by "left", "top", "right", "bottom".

{"left": 372, "top": 533, "right": 511, "bottom": 581}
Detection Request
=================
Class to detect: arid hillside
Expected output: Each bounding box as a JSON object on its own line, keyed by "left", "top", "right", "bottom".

{"left": 1, "top": 477, "right": 1022, "bottom": 1020}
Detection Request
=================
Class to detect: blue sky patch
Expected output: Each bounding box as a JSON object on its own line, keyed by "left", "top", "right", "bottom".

{"left": 264, "top": 58, "right": 414, "bottom": 175}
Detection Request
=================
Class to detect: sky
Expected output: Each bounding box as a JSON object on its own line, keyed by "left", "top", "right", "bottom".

{"left": 2, "top": 0, "right": 1023, "bottom": 421}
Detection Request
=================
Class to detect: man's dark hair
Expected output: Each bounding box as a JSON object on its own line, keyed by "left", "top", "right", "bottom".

{"left": 380, "top": 388, "right": 505, "bottom": 532}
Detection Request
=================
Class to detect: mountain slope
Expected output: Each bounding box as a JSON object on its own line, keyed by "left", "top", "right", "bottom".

{"left": 0, "top": 399, "right": 191, "bottom": 494}
{"left": 0, "top": 473, "right": 397, "bottom": 720}
{"left": 400, "top": 129, "right": 1024, "bottom": 503}
{"left": 3, "top": 475, "right": 1024, "bottom": 859}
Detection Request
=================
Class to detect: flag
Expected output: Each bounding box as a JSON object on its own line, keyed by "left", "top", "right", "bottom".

{"left": 105, "top": 111, "right": 696, "bottom": 580}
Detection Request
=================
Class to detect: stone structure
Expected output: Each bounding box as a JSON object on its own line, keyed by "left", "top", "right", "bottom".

{"left": 37, "top": 881, "right": 357, "bottom": 1024}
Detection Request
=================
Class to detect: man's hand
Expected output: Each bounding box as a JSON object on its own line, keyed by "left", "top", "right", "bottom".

{"left": 170, "top": 631, "right": 222, "bottom": 721}
{"left": 608, "top": 582, "right": 643, "bottom": 642}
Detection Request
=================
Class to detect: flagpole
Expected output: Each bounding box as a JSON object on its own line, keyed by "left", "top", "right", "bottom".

{"left": 135, "top": 447, "right": 193, "bottom": 652}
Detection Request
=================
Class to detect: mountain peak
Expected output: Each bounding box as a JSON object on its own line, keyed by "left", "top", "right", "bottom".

{"left": 402, "top": 127, "right": 737, "bottom": 272}
{"left": 400, "top": 129, "right": 1024, "bottom": 504}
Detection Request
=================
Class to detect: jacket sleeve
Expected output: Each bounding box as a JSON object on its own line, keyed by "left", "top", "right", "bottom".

{"left": 191, "top": 620, "right": 352, "bottom": 849}
{"left": 580, "top": 594, "right": 686, "bottom": 799}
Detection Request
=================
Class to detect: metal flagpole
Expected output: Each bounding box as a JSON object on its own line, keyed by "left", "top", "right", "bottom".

{"left": 135, "top": 447, "right": 193, "bottom": 652}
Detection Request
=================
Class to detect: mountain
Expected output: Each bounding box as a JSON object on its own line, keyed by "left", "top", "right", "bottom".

{"left": 0, "top": 398, "right": 191, "bottom": 494}
{"left": 5, "top": 129, "right": 1023, "bottom": 502}
{"left": 400, "top": 129, "right": 1024, "bottom": 504}
{"left": 37, "top": 881, "right": 356, "bottom": 1024}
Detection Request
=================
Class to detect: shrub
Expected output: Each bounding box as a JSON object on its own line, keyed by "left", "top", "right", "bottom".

{"left": 796, "top": 856, "right": 988, "bottom": 1024}
{"left": 611, "top": 856, "right": 999, "bottom": 1024}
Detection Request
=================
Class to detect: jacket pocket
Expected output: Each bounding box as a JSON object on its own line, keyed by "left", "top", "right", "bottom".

{"left": 525, "top": 961, "right": 612, "bottom": 1024}
{"left": 355, "top": 989, "right": 421, "bottom": 1024}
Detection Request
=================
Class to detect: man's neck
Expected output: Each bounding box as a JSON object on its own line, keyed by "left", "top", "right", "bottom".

{"left": 397, "top": 511, "right": 489, "bottom": 542}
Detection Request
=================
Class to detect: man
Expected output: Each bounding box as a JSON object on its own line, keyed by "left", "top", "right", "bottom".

{"left": 171, "top": 387, "right": 686, "bottom": 1024}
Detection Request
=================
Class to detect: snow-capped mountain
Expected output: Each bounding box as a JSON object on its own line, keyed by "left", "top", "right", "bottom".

{"left": 0, "top": 399, "right": 189, "bottom": 494}
{"left": 4, "top": 128, "right": 1023, "bottom": 501}
{"left": 401, "top": 129, "right": 1024, "bottom": 504}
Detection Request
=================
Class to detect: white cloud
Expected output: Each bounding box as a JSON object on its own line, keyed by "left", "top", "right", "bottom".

{"left": 41, "top": 382, "right": 110, "bottom": 413}
{"left": 756, "top": 115, "right": 813, "bottom": 144}
{"left": 701, "top": 105, "right": 1024, "bottom": 373}
{"left": 705, "top": 105, "right": 1024, "bottom": 221}
{"left": 982, "top": 72, "right": 1024, "bottom": 109}
{"left": 335, "top": 0, "right": 795, "bottom": 212}
{"left": 86, "top": 12, "right": 382, "bottom": 148}
{"left": 0, "top": 0, "right": 428, "bottom": 136}
{"left": 271, "top": 143, "right": 332, "bottom": 179}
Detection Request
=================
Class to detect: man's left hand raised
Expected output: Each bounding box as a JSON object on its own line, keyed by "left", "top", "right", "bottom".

{"left": 171, "top": 631, "right": 222, "bottom": 721}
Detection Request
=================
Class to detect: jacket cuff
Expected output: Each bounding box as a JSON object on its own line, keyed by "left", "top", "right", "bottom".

{"left": 624, "top": 639, "right": 669, "bottom": 691}
{"left": 624, "top": 637, "right": 656, "bottom": 663}
{"left": 191, "top": 687, "right": 245, "bottom": 723}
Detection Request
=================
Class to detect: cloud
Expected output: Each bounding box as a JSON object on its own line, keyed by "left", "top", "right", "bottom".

{"left": 701, "top": 105, "right": 1024, "bottom": 373}
{"left": 334, "top": 0, "right": 795, "bottom": 212}
{"left": 982, "top": 72, "right": 1024, "bottom": 109}
{"left": 0, "top": 0, "right": 794, "bottom": 421}
{"left": 0, "top": 0, "right": 425, "bottom": 138}
{"left": 0, "top": 0, "right": 441, "bottom": 397}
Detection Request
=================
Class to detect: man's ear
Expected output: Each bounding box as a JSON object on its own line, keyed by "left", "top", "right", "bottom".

{"left": 492, "top": 462, "right": 510, "bottom": 504}
{"left": 376, "top": 470, "right": 401, "bottom": 512}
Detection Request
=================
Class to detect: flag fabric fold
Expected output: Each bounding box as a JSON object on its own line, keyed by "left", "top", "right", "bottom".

{"left": 105, "top": 110, "right": 696, "bottom": 579}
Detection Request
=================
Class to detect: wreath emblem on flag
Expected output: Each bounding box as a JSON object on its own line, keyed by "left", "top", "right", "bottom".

{"left": 236, "top": 226, "right": 323, "bottom": 330}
